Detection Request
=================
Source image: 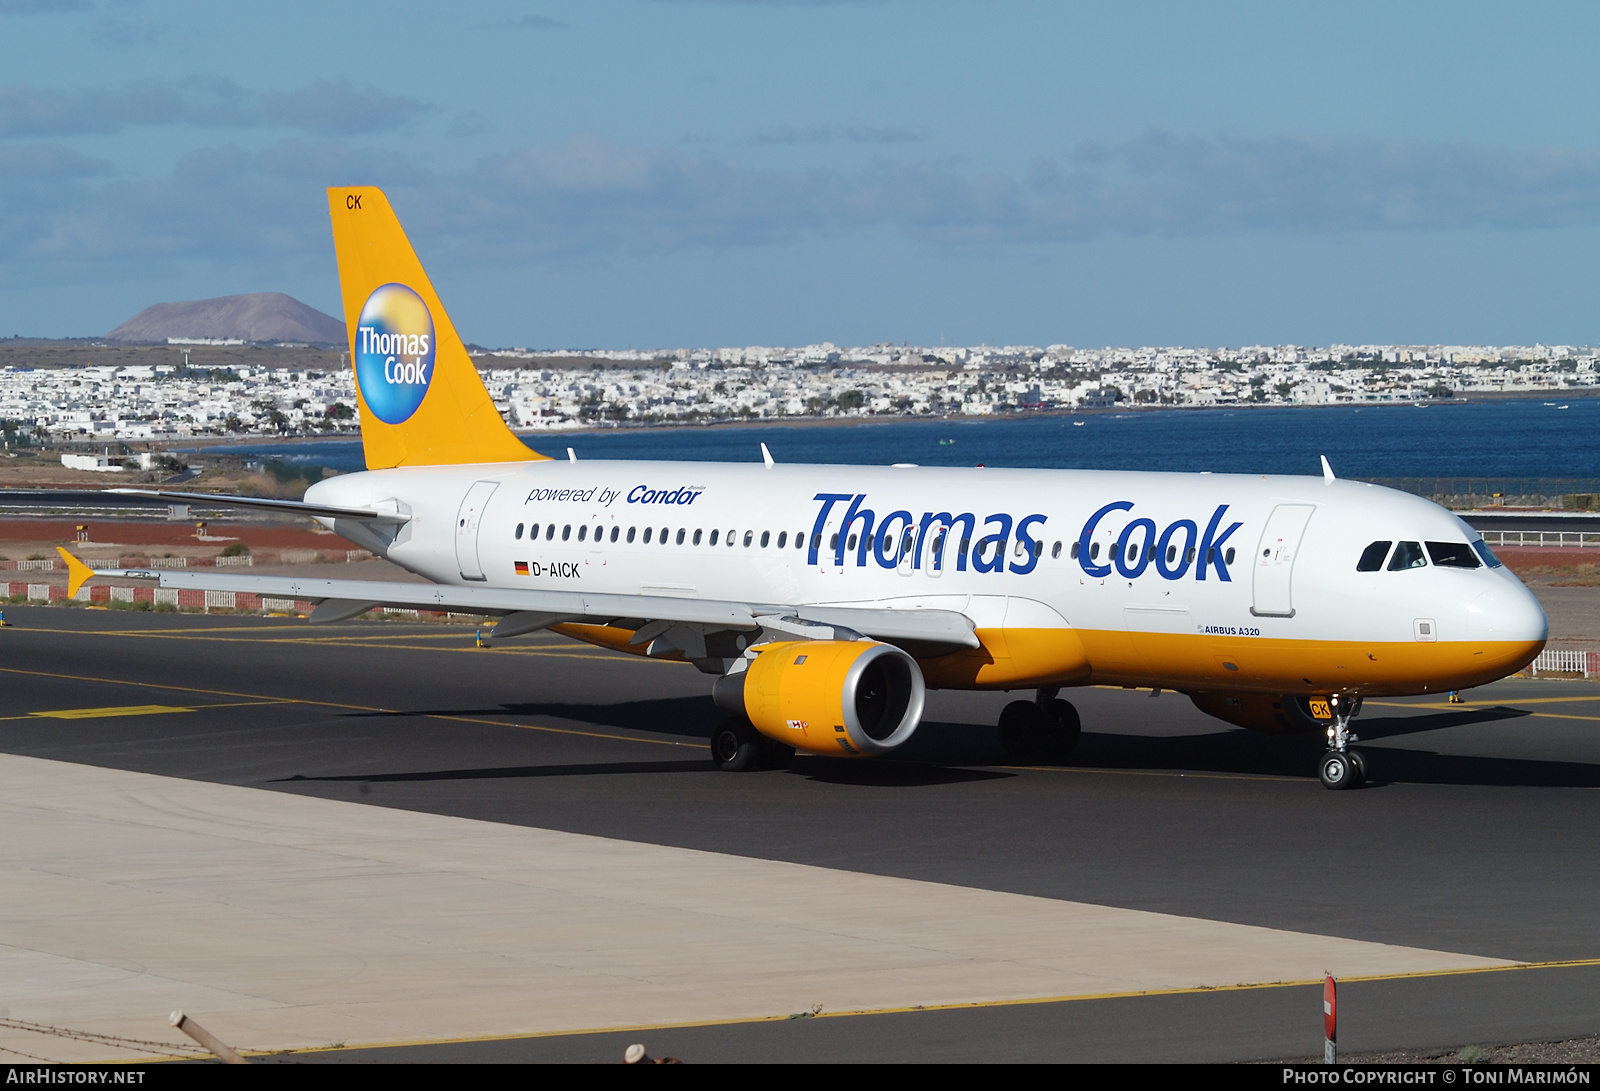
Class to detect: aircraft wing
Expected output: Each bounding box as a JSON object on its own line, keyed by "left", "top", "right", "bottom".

{"left": 143, "top": 570, "right": 980, "bottom": 653}
{"left": 106, "top": 488, "right": 410, "bottom": 525}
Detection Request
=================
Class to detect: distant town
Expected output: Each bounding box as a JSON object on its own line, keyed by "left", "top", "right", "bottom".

{"left": 2, "top": 337, "right": 1598, "bottom": 447}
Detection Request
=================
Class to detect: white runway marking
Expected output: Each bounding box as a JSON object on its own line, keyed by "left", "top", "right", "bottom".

{"left": 0, "top": 754, "right": 1512, "bottom": 1060}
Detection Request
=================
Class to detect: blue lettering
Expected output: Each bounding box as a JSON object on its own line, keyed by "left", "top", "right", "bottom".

{"left": 874, "top": 510, "right": 913, "bottom": 569}
{"left": 1114, "top": 517, "right": 1157, "bottom": 578}
{"left": 836, "top": 494, "right": 875, "bottom": 567}
{"left": 1197, "top": 505, "right": 1243, "bottom": 582}
{"left": 1078, "top": 501, "right": 1133, "bottom": 578}
{"left": 809, "top": 494, "right": 853, "bottom": 566}
{"left": 1010, "top": 513, "right": 1047, "bottom": 574}
{"left": 972, "top": 513, "right": 1013, "bottom": 575}
{"left": 1155, "top": 519, "right": 1197, "bottom": 579}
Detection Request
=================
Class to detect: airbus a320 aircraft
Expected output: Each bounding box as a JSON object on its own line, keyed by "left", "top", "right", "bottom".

{"left": 70, "top": 187, "right": 1549, "bottom": 790}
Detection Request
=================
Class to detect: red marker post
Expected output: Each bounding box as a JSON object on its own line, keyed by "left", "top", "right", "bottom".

{"left": 1323, "top": 974, "right": 1337, "bottom": 1064}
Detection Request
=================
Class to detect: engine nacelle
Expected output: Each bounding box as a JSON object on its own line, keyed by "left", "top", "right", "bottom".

{"left": 1189, "top": 691, "right": 1348, "bottom": 734}
{"left": 712, "top": 640, "right": 926, "bottom": 757}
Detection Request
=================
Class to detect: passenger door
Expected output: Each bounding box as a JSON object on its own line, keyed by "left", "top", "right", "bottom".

{"left": 1251, "top": 504, "right": 1315, "bottom": 618}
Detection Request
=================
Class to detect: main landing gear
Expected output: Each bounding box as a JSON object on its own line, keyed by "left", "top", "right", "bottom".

{"left": 1317, "top": 694, "right": 1367, "bottom": 790}
{"left": 710, "top": 717, "right": 794, "bottom": 773}
{"left": 998, "top": 688, "right": 1082, "bottom": 762}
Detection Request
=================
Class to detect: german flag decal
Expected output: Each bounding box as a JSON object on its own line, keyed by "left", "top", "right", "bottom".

{"left": 514, "top": 561, "right": 529, "bottom": 575}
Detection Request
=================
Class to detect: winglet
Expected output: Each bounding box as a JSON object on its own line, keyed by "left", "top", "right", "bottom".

{"left": 761, "top": 442, "right": 775, "bottom": 468}
{"left": 1320, "top": 455, "right": 1335, "bottom": 483}
{"left": 56, "top": 547, "right": 94, "bottom": 599}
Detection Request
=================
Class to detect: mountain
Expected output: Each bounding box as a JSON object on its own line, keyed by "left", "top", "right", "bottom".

{"left": 106, "top": 293, "right": 346, "bottom": 345}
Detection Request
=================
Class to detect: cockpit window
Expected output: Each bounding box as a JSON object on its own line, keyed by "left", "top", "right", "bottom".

{"left": 1426, "top": 541, "right": 1481, "bottom": 569}
{"left": 1472, "top": 538, "right": 1504, "bottom": 568}
{"left": 1356, "top": 541, "right": 1392, "bottom": 572}
{"left": 1387, "top": 541, "right": 1427, "bottom": 571}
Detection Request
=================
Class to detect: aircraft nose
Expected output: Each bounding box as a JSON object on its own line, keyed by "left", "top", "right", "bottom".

{"left": 1466, "top": 580, "right": 1549, "bottom": 644}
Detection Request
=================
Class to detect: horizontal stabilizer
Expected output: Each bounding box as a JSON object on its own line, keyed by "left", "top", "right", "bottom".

{"left": 106, "top": 489, "right": 410, "bottom": 525}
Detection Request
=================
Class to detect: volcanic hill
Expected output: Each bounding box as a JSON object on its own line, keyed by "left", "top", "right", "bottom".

{"left": 106, "top": 293, "right": 345, "bottom": 345}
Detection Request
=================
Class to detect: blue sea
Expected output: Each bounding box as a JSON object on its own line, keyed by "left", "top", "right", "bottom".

{"left": 211, "top": 398, "right": 1600, "bottom": 485}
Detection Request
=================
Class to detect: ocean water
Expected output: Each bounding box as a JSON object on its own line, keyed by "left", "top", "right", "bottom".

{"left": 215, "top": 397, "right": 1600, "bottom": 482}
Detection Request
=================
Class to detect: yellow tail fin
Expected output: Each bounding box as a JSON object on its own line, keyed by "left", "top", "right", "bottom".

{"left": 326, "top": 187, "right": 547, "bottom": 469}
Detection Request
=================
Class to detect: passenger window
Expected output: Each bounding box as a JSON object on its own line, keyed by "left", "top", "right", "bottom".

{"left": 562, "top": 524, "right": 571, "bottom": 541}
{"left": 812, "top": 533, "right": 822, "bottom": 550}
{"left": 728, "top": 529, "right": 736, "bottom": 547}
{"left": 830, "top": 533, "right": 838, "bottom": 550}
{"left": 577, "top": 525, "right": 587, "bottom": 542}
{"left": 1051, "top": 541, "right": 1062, "bottom": 559}
{"left": 1427, "top": 542, "right": 1481, "bottom": 569}
{"left": 626, "top": 526, "right": 636, "bottom": 543}
{"left": 1472, "top": 539, "right": 1503, "bottom": 568}
{"left": 1089, "top": 542, "right": 1099, "bottom": 560}
{"left": 693, "top": 529, "right": 702, "bottom": 545}
{"left": 659, "top": 527, "right": 668, "bottom": 545}
{"left": 797, "top": 532, "right": 805, "bottom": 550}
{"left": 1070, "top": 541, "right": 1080, "bottom": 559}
{"left": 1356, "top": 541, "right": 1391, "bottom": 572}
{"left": 1166, "top": 545, "right": 1176, "bottom": 563}
{"left": 777, "top": 531, "right": 787, "bottom": 548}
{"left": 744, "top": 530, "right": 754, "bottom": 547}
{"left": 1033, "top": 540, "right": 1042, "bottom": 557}
{"left": 1185, "top": 546, "right": 1195, "bottom": 564}
{"left": 760, "top": 531, "right": 770, "bottom": 548}
{"left": 710, "top": 529, "right": 719, "bottom": 545}
{"left": 610, "top": 526, "right": 619, "bottom": 543}
{"left": 643, "top": 527, "right": 652, "bottom": 544}
{"left": 676, "top": 528, "right": 686, "bottom": 545}
{"left": 1224, "top": 547, "right": 1235, "bottom": 565}
{"left": 1388, "top": 541, "right": 1427, "bottom": 570}
{"left": 515, "top": 523, "right": 524, "bottom": 540}
{"left": 546, "top": 524, "right": 555, "bottom": 541}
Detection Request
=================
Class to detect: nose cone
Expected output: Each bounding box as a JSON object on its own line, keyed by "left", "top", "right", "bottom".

{"left": 1467, "top": 579, "right": 1549, "bottom": 645}
{"left": 1458, "top": 577, "right": 1548, "bottom": 682}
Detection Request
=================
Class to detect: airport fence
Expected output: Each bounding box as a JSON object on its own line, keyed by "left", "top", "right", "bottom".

{"left": 1528, "top": 649, "right": 1600, "bottom": 677}
{"left": 1364, "top": 477, "right": 1600, "bottom": 510}
{"left": 1478, "top": 530, "right": 1600, "bottom": 549}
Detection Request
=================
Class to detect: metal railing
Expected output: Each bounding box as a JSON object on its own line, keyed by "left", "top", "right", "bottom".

{"left": 1530, "top": 649, "right": 1600, "bottom": 676}
{"left": 1479, "top": 530, "right": 1600, "bottom": 548}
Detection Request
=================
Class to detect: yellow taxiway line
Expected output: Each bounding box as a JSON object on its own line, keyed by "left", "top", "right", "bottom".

{"left": 0, "top": 665, "right": 704, "bottom": 750}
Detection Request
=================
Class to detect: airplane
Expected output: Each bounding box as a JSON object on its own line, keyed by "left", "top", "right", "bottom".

{"left": 64, "top": 186, "right": 1549, "bottom": 791}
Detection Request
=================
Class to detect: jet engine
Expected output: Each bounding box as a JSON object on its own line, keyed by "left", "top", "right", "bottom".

{"left": 713, "top": 640, "right": 925, "bottom": 757}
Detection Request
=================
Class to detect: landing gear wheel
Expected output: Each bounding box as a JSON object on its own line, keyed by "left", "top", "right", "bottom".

{"left": 1318, "top": 750, "right": 1358, "bottom": 790}
{"left": 711, "top": 718, "right": 764, "bottom": 772}
{"left": 1046, "top": 699, "right": 1082, "bottom": 758}
{"left": 1346, "top": 748, "right": 1368, "bottom": 788}
{"left": 998, "top": 700, "right": 1048, "bottom": 761}
{"left": 759, "top": 741, "right": 796, "bottom": 771}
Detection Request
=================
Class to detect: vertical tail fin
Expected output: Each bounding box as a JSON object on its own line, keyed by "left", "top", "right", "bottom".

{"left": 326, "top": 187, "right": 546, "bottom": 469}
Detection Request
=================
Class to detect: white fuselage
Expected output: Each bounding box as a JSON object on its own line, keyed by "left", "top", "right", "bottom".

{"left": 308, "top": 459, "right": 1548, "bottom": 696}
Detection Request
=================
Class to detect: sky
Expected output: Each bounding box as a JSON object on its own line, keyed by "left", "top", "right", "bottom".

{"left": 3, "top": 0, "right": 1600, "bottom": 349}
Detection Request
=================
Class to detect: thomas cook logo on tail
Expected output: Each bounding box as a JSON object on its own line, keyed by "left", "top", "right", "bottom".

{"left": 355, "top": 283, "right": 435, "bottom": 424}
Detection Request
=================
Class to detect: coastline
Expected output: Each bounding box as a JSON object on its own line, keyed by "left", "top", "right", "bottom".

{"left": 156, "top": 391, "right": 1592, "bottom": 453}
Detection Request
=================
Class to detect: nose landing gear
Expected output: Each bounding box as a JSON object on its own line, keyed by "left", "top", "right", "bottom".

{"left": 1318, "top": 694, "right": 1367, "bottom": 790}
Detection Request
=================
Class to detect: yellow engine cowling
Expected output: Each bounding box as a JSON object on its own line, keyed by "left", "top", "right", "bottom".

{"left": 1188, "top": 691, "right": 1338, "bottom": 734}
{"left": 712, "top": 640, "right": 926, "bottom": 757}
